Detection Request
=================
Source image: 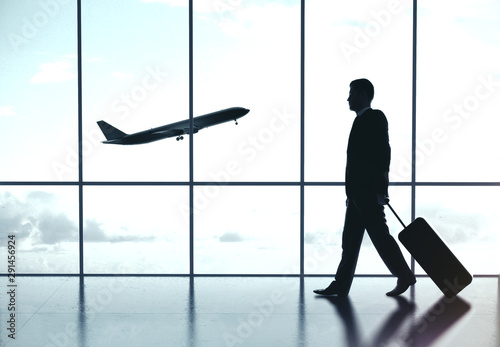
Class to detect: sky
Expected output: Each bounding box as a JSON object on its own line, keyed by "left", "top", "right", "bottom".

{"left": 0, "top": 0, "right": 499, "bottom": 275}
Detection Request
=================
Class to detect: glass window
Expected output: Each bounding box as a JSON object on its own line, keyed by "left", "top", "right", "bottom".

{"left": 416, "top": 186, "right": 499, "bottom": 275}
{"left": 193, "top": 0, "right": 301, "bottom": 182}
{"left": 194, "top": 186, "right": 300, "bottom": 274}
{"left": 83, "top": 186, "right": 189, "bottom": 274}
{"left": 0, "top": 186, "right": 79, "bottom": 274}
{"left": 0, "top": 0, "right": 78, "bottom": 181}
{"left": 305, "top": 186, "right": 412, "bottom": 274}
{"left": 416, "top": 0, "right": 500, "bottom": 181}
{"left": 1, "top": 1, "right": 499, "bottom": 277}
{"left": 82, "top": 0, "right": 189, "bottom": 182}
{"left": 305, "top": 0, "right": 413, "bottom": 183}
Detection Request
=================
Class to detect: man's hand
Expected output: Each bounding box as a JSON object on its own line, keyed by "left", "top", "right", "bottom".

{"left": 377, "top": 194, "right": 389, "bottom": 205}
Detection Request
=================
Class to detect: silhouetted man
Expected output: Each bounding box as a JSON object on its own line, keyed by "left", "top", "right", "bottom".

{"left": 314, "top": 79, "right": 415, "bottom": 297}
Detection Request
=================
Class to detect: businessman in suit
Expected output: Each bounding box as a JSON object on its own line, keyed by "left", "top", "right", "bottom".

{"left": 314, "top": 78, "right": 416, "bottom": 297}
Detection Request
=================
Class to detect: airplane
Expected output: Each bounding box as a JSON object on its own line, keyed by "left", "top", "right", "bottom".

{"left": 97, "top": 107, "right": 249, "bottom": 145}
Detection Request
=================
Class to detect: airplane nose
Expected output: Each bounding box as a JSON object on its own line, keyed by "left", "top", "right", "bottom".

{"left": 243, "top": 108, "right": 250, "bottom": 115}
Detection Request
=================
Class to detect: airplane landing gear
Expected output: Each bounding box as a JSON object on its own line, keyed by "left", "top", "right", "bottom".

{"left": 234, "top": 119, "right": 238, "bottom": 125}
{"left": 176, "top": 136, "right": 184, "bottom": 141}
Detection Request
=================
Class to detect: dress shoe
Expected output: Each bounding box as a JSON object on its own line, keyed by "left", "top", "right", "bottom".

{"left": 386, "top": 277, "right": 416, "bottom": 296}
{"left": 313, "top": 281, "right": 348, "bottom": 297}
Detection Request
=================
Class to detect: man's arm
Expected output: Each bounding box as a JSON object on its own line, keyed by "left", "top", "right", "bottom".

{"left": 371, "top": 110, "right": 391, "bottom": 197}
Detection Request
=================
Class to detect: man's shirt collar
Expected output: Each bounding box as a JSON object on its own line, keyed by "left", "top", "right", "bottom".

{"left": 356, "top": 107, "right": 371, "bottom": 116}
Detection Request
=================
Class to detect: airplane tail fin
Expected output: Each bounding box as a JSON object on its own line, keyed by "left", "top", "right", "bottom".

{"left": 97, "top": 121, "right": 127, "bottom": 140}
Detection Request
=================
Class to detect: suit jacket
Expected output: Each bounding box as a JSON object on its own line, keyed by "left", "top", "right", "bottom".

{"left": 345, "top": 108, "right": 390, "bottom": 199}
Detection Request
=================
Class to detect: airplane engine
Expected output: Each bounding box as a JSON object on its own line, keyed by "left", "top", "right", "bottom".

{"left": 183, "top": 127, "right": 199, "bottom": 135}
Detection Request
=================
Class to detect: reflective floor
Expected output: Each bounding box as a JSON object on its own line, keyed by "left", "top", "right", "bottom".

{"left": 0, "top": 276, "right": 498, "bottom": 346}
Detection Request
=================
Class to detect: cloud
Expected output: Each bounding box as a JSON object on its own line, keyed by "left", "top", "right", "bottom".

{"left": 140, "top": 0, "right": 187, "bottom": 7}
{"left": 0, "top": 191, "right": 157, "bottom": 246}
{"left": 0, "top": 192, "right": 33, "bottom": 240}
{"left": 25, "top": 190, "right": 57, "bottom": 205}
{"left": 37, "top": 212, "right": 78, "bottom": 244}
{"left": 0, "top": 105, "right": 16, "bottom": 117}
{"left": 207, "top": 2, "right": 299, "bottom": 39}
{"left": 139, "top": 0, "right": 247, "bottom": 14}
{"left": 109, "top": 234, "right": 156, "bottom": 242}
{"left": 0, "top": 191, "right": 78, "bottom": 245}
{"left": 304, "top": 231, "right": 318, "bottom": 244}
{"left": 84, "top": 218, "right": 108, "bottom": 242}
{"left": 418, "top": 204, "right": 492, "bottom": 243}
{"left": 30, "top": 61, "right": 76, "bottom": 84}
{"left": 84, "top": 218, "right": 155, "bottom": 243}
{"left": 219, "top": 231, "right": 244, "bottom": 242}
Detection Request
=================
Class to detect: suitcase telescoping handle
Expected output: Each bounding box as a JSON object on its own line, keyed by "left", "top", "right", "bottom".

{"left": 386, "top": 202, "right": 407, "bottom": 229}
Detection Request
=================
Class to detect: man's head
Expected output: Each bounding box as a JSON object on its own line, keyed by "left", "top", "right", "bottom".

{"left": 348, "top": 78, "right": 374, "bottom": 112}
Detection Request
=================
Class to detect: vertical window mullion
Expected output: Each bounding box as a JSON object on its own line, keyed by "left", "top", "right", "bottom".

{"left": 189, "top": 0, "right": 194, "bottom": 276}
{"left": 77, "top": 0, "right": 84, "bottom": 277}
{"left": 300, "top": 0, "right": 305, "bottom": 276}
{"left": 410, "top": 0, "right": 418, "bottom": 273}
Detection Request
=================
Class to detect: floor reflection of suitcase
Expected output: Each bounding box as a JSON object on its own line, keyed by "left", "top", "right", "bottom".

{"left": 387, "top": 203, "right": 473, "bottom": 298}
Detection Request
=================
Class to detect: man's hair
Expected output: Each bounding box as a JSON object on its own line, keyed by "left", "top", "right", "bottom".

{"left": 350, "top": 78, "right": 374, "bottom": 102}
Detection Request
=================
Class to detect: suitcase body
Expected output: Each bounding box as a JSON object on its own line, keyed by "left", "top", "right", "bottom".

{"left": 398, "top": 217, "right": 473, "bottom": 298}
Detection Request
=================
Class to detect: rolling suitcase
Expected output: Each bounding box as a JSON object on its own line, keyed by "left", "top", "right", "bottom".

{"left": 387, "top": 203, "right": 473, "bottom": 298}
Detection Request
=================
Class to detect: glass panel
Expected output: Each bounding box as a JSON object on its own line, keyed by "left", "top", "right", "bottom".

{"left": 82, "top": 0, "right": 189, "bottom": 181}
{"left": 305, "top": 0, "right": 413, "bottom": 182}
{"left": 416, "top": 186, "right": 499, "bottom": 275}
{"left": 194, "top": 186, "right": 300, "bottom": 274}
{"left": 0, "top": 186, "right": 79, "bottom": 273}
{"left": 193, "top": 0, "right": 301, "bottom": 182}
{"left": 416, "top": 0, "right": 500, "bottom": 181}
{"left": 305, "top": 186, "right": 411, "bottom": 274}
{"left": 0, "top": 0, "right": 78, "bottom": 181}
{"left": 83, "top": 186, "right": 189, "bottom": 274}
